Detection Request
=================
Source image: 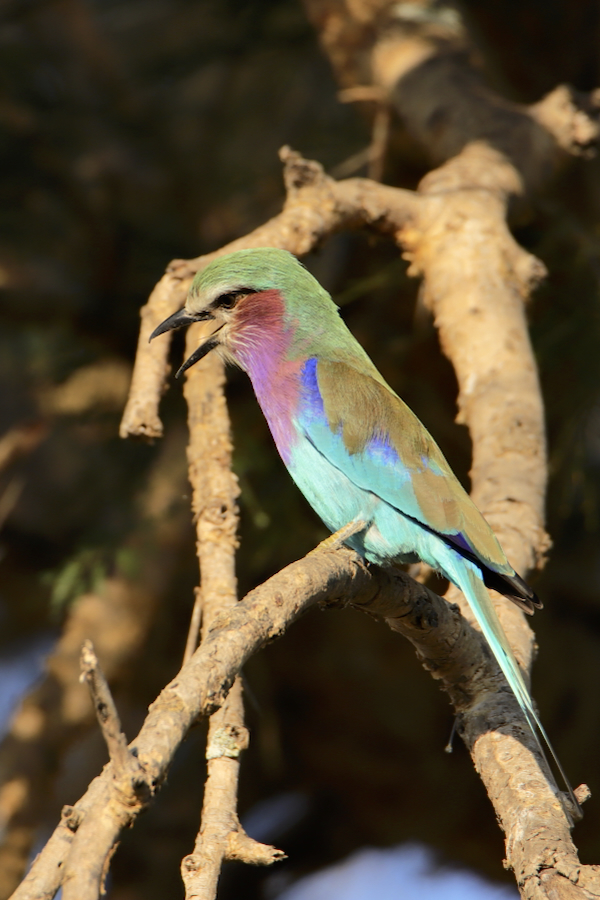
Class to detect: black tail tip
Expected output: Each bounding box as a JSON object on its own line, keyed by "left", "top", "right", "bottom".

{"left": 482, "top": 569, "right": 542, "bottom": 614}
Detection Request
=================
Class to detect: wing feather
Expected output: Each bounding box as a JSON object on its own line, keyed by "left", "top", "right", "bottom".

{"left": 299, "top": 358, "right": 512, "bottom": 576}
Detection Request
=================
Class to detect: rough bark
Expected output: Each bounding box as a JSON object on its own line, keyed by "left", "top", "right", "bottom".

{"left": 11, "top": 3, "right": 600, "bottom": 893}
{"left": 9, "top": 545, "right": 547, "bottom": 900}
{"left": 180, "top": 328, "right": 283, "bottom": 899}
{"left": 0, "top": 427, "right": 190, "bottom": 899}
{"left": 299, "top": 4, "right": 600, "bottom": 892}
{"left": 117, "top": 132, "right": 600, "bottom": 898}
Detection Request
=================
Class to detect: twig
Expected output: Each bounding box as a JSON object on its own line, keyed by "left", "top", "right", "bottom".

{"left": 79, "top": 640, "right": 130, "bottom": 773}
{"left": 183, "top": 588, "right": 204, "bottom": 666}
{"left": 10, "top": 546, "right": 594, "bottom": 900}
{"left": 0, "top": 428, "right": 190, "bottom": 897}
{"left": 180, "top": 328, "right": 282, "bottom": 899}
{"left": 115, "top": 142, "right": 599, "bottom": 897}
{"left": 0, "top": 421, "right": 47, "bottom": 532}
{"left": 338, "top": 86, "right": 386, "bottom": 103}
{"left": 0, "top": 477, "right": 24, "bottom": 531}
{"left": 334, "top": 85, "right": 390, "bottom": 179}
{"left": 368, "top": 105, "right": 390, "bottom": 182}
{"left": 119, "top": 157, "right": 417, "bottom": 441}
{"left": 61, "top": 644, "right": 148, "bottom": 900}
{"left": 0, "top": 421, "right": 47, "bottom": 473}
{"left": 67, "top": 642, "right": 147, "bottom": 900}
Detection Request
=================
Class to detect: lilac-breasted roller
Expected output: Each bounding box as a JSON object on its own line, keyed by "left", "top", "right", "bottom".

{"left": 151, "top": 247, "right": 577, "bottom": 813}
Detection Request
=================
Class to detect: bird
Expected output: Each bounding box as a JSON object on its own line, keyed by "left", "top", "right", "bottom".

{"left": 150, "top": 246, "right": 578, "bottom": 815}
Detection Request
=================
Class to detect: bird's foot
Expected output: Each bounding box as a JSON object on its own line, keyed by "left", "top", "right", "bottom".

{"left": 311, "top": 519, "right": 368, "bottom": 554}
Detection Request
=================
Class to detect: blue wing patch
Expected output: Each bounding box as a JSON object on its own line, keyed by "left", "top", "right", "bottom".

{"left": 295, "top": 357, "right": 512, "bottom": 575}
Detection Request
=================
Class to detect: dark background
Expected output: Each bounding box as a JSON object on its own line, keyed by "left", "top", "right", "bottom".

{"left": 1, "top": 1, "right": 599, "bottom": 898}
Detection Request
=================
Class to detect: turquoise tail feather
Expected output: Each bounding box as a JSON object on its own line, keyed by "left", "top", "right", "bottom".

{"left": 454, "top": 562, "right": 580, "bottom": 818}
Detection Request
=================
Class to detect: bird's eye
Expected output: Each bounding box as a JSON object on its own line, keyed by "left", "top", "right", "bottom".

{"left": 214, "top": 289, "right": 256, "bottom": 310}
{"left": 217, "top": 293, "right": 238, "bottom": 309}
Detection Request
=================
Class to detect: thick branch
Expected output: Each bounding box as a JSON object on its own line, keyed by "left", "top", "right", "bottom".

{"left": 180, "top": 327, "right": 281, "bottom": 899}
{"left": 296, "top": 3, "right": 599, "bottom": 890}
{"left": 7, "top": 549, "right": 394, "bottom": 900}
{"left": 119, "top": 154, "right": 417, "bottom": 441}
{"left": 115, "top": 141, "right": 597, "bottom": 896}
{"left": 12, "top": 545, "right": 595, "bottom": 900}
{"left": 0, "top": 428, "right": 190, "bottom": 898}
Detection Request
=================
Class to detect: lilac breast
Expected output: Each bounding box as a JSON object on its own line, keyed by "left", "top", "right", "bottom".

{"left": 229, "top": 291, "right": 304, "bottom": 463}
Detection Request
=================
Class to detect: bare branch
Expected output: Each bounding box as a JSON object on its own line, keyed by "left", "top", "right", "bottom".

{"left": 0, "top": 427, "right": 190, "bottom": 896}
{"left": 9, "top": 547, "right": 389, "bottom": 900}
{"left": 113, "top": 14, "right": 599, "bottom": 891}
{"left": 179, "top": 325, "right": 284, "bottom": 898}
{"left": 119, "top": 155, "right": 417, "bottom": 441}
{"left": 226, "top": 829, "right": 286, "bottom": 865}
{"left": 60, "top": 653, "right": 148, "bottom": 900}
{"left": 183, "top": 588, "right": 203, "bottom": 666}
{"left": 181, "top": 333, "right": 247, "bottom": 898}
{"left": 11, "top": 545, "right": 596, "bottom": 900}
{"left": 79, "top": 640, "right": 130, "bottom": 774}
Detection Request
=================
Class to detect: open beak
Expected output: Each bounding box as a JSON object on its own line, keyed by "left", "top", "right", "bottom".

{"left": 149, "top": 306, "right": 213, "bottom": 341}
{"left": 149, "top": 307, "right": 222, "bottom": 379}
{"left": 174, "top": 331, "right": 222, "bottom": 378}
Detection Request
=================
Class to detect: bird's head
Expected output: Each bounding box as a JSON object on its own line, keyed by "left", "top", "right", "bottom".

{"left": 150, "top": 248, "right": 340, "bottom": 377}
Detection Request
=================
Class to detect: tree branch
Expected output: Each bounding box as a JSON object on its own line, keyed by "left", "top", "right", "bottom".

{"left": 79, "top": 640, "right": 130, "bottom": 775}
{"left": 180, "top": 328, "right": 282, "bottom": 899}
{"left": 115, "top": 138, "right": 599, "bottom": 896}
{"left": 0, "top": 427, "right": 190, "bottom": 897}
{"left": 67, "top": 14, "right": 600, "bottom": 891}
{"left": 12, "top": 538, "right": 596, "bottom": 900}
{"left": 9, "top": 548, "right": 413, "bottom": 900}
{"left": 61, "top": 642, "right": 147, "bottom": 900}
{"left": 118, "top": 154, "right": 417, "bottom": 441}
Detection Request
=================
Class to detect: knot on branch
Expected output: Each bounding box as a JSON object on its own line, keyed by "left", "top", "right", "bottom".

{"left": 534, "top": 85, "right": 600, "bottom": 159}
{"left": 195, "top": 495, "right": 240, "bottom": 529}
{"left": 61, "top": 805, "right": 83, "bottom": 833}
{"left": 574, "top": 784, "right": 592, "bottom": 806}
{"left": 181, "top": 826, "right": 285, "bottom": 877}
{"left": 512, "top": 250, "right": 547, "bottom": 297}
{"left": 280, "top": 145, "right": 328, "bottom": 193}
{"left": 206, "top": 724, "right": 249, "bottom": 760}
{"left": 227, "top": 827, "right": 287, "bottom": 865}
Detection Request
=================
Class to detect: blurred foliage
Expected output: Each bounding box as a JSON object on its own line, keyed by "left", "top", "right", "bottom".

{"left": 42, "top": 546, "right": 108, "bottom": 614}
{"left": 0, "top": 0, "right": 599, "bottom": 898}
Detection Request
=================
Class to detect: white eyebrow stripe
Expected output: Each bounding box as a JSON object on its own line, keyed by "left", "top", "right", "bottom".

{"left": 201, "top": 282, "right": 250, "bottom": 306}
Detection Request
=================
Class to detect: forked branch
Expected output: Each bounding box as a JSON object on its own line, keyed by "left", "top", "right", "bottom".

{"left": 116, "top": 138, "right": 597, "bottom": 899}
{"left": 15, "top": 16, "right": 600, "bottom": 891}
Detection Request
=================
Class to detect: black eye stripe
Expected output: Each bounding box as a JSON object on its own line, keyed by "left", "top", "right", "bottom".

{"left": 213, "top": 288, "right": 257, "bottom": 309}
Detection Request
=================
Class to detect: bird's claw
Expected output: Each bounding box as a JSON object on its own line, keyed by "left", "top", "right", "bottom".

{"left": 311, "top": 519, "right": 368, "bottom": 554}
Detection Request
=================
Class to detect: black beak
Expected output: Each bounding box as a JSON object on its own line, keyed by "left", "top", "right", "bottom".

{"left": 149, "top": 307, "right": 213, "bottom": 342}
{"left": 149, "top": 306, "right": 221, "bottom": 378}
{"left": 175, "top": 333, "right": 221, "bottom": 379}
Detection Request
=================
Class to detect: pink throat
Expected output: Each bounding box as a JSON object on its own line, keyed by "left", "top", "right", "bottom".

{"left": 228, "top": 290, "right": 303, "bottom": 461}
